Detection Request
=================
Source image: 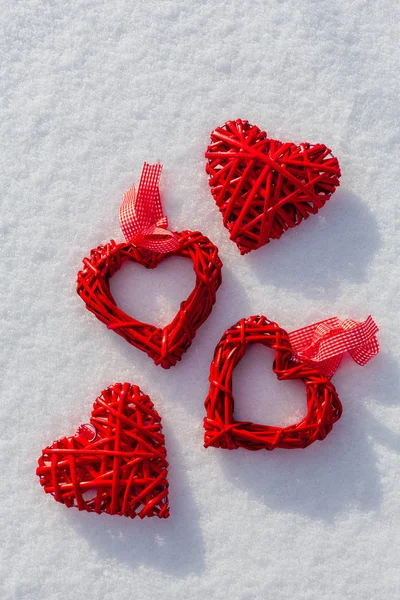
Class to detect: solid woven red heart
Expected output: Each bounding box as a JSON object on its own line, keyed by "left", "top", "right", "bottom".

{"left": 206, "top": 119, "right": 341, "bottom": 254}
{"left": 77, "top": 231, "right": 222, "bottom": 369}
{"left": 204, "top": 316, "right": 342, "bottom": 451}
{"left": 36, "top": 383, "right": 170, "bottom": 518}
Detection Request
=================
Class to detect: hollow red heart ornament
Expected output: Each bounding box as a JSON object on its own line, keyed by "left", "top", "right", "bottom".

{"left": 206, "top": 119, "right": 341, "bottom": 254}
{"left": 36, "top": 383, "right": 170, "bottom": 518}
{"left": 204, "top": 316, "right": 342, "bottom": 450}
{"left": 77, "top": 231, "right": 222, "bottom": 368}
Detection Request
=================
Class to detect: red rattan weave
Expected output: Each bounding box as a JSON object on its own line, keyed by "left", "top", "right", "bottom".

{"left": 206, "top": 119, "right": 341, "bottom": 254}
{"left": 77, "top": 231, "right": 222, "bottom": 369}
{"left": 204, "top": 316, "right": 342, "bottom": 451}
{"left": 37, "top": 383, "right": 170, "bottom": 518}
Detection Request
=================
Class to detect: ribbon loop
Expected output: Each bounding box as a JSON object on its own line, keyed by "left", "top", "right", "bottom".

{"left": 288, "top": 316, "right": 379, "bottom": 379}
{"left": 119, "top": 163, "right": 180, "bottom": 253}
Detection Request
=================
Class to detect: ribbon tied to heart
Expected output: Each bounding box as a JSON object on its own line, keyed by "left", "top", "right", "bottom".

{"left": 288, "top": 315, "right": 379, "bottom": 379}
{"left": 119, "top": 162, "right": 180, "bottom": 253}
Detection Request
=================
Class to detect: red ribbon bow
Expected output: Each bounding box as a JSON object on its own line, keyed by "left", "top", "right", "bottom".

{"left": 288, "top": 316, "right": 379, "bottom": 379}
{"left": 119, "top": 162, "right": 180, "bottom": 253}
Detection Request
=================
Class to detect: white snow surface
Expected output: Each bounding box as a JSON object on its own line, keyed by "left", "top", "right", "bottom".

{"left": 1, "top": 1, "right": 399, "bottom": 599}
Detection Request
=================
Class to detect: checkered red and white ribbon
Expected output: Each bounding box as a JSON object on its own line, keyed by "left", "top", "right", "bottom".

{"left": 288, "top": 316, "right": 379, "bottom": 379}
{"left": 119, "top": 162, "right": 179, "bottom": 253}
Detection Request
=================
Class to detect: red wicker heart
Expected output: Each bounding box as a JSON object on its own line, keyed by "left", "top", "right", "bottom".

{"left": 206, "top": 119, "right": 341, "bottom": 254}
{"left": 204, "top": 316, "right": 342, "bottom": 451}
{"left": 37, "top": 383, "right": 170, "bottom": 518}
{"left": 77, "top": 230, "right": 222, "bottom": 369}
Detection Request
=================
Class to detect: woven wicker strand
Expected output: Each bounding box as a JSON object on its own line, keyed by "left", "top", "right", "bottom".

{"left": 204, "top": 316, "right": 342, "bottom": 451}
{"left": 37, "top": 383, "right": 170, "bottom": 518}
{"left": 77, "top": 231, "right": 222, "bottom": 369}
{"left": 206, "top": 119, "right": 341, "bottom": 254}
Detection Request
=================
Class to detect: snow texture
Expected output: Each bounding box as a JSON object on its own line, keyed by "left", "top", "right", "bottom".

{"left": 1, "top": 1, "right": 399, "bottom": 599}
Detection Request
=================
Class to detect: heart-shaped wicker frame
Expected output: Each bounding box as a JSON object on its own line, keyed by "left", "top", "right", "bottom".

{"left": 77, "top": 230, "right": 222, "bottom": 369}
{"left": 204, "top": 315, "right": 342, "bottom": 451}
{"left": 36, "top": 382, "right": 170, "bottom": 518}
{"left": 206, "top": 119, "right": 341, "bottom": 254}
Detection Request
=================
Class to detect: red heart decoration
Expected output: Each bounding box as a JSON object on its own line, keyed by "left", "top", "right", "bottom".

{"left": 204, "top": 316, "right": 342, "bottom": 450}
{"left": 206, "top": 119, "right": 341, "bottom": 254}
{"left": 37, "top": 383, "right": 170, "bottom": 518}
{"left": 77, "top": 231, "right": 222, "bottom": 369}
